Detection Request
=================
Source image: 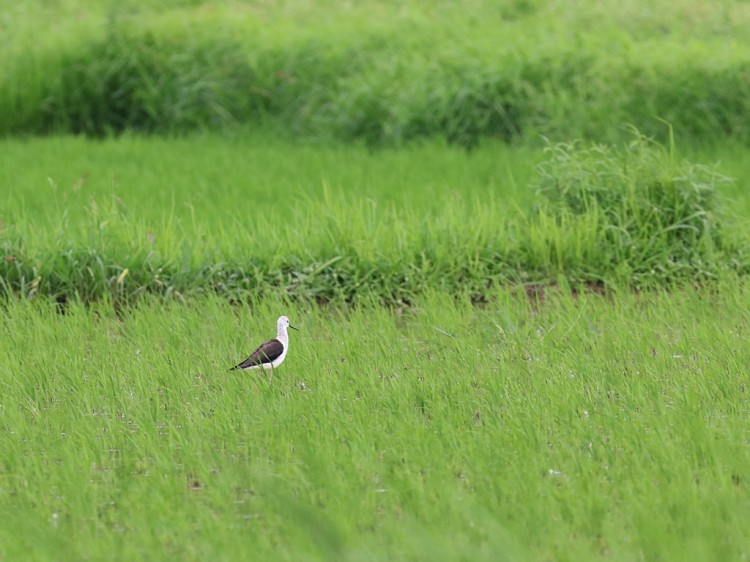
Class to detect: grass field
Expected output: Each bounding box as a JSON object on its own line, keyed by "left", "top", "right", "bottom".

{"left": 3, "top": 1, "right": 750, "bottom": 560}
{"left": 2, "top": 288, "right": 750, "bottom": 561}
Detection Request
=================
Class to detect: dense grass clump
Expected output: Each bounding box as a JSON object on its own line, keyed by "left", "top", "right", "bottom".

{"left": 2, "top": 0, "right": 750, "bottom": 144}
{"left": 532, "top": 134, "right": 734, "bottom": 284}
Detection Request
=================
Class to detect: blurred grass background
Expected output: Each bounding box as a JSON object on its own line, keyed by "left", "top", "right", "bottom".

{"left": 1, "top": 0, "right": 749, "bottom": 145}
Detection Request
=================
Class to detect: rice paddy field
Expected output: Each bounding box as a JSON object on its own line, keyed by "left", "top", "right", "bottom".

{"left": 2, "top": 290, "right": 750, "bottom": 561}
{"left": 3, "top": 0, "right": 750, "bottom": 560}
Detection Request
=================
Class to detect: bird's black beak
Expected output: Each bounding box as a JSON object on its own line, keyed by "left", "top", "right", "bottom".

{"left": 290, "top": 324, "right": 300, "bottom": 331}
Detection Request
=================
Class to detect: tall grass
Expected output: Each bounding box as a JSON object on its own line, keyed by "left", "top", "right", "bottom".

{"left": 1, "top": 287, "right": 749, "bottom": 560}
{"left": 1, "top": 133, "right": 747, "bottom": 303}
{"left": 1, "top": 0, "right": 750, "bottom": 144}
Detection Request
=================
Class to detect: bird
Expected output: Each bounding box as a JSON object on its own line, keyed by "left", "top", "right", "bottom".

{"left": 230, "top": 316, "right": 299, "bottom": 381}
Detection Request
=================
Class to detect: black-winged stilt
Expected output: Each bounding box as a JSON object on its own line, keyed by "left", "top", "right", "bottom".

{"left": 230, "top": 316, "right": 299, "bottom": 380}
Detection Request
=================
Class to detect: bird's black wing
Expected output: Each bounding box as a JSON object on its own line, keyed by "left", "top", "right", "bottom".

{"left": 231, "top": 339, "right": 284, "bottom": 370}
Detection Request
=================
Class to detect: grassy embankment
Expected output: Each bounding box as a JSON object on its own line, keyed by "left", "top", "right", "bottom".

{"left": 1, "top": 134, "right": 749, "bottom": 303}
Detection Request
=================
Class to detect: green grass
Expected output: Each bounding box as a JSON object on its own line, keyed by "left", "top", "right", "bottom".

{"left": 2, "top": 133, "right": 749, "bottom": 303}
{"left": 0, "top": 133, "right": 536, "bottom": 302}
{"left": 3, "top": 4, "right": 750, "bottom": 557}
{"left": 4, "top": 5, "right": 750, "bottom": 560}
{"left": 2, "top": 287, "right": 749, "bottom": 560}
{"left": 2, "top": 0, "right": 750, "bottom": 144}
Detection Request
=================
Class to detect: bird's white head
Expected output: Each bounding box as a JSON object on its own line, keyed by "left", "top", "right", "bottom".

{"left": 277, "top": 315, "right": 299, "bottom": 333}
